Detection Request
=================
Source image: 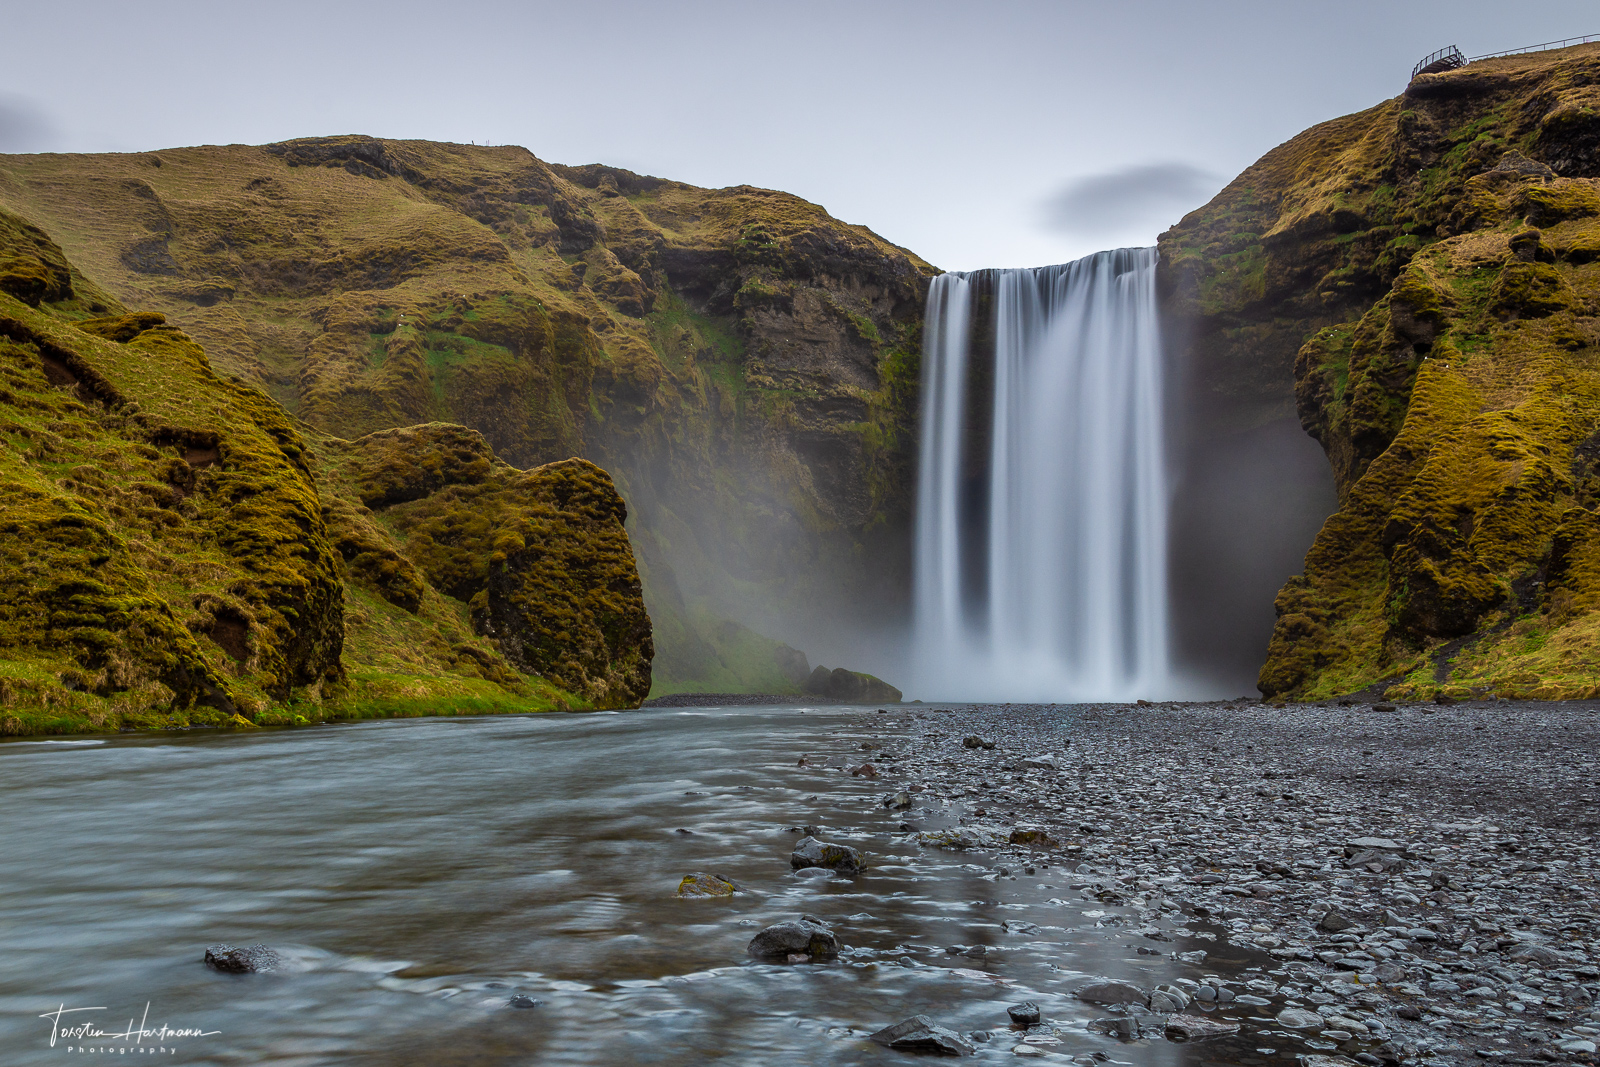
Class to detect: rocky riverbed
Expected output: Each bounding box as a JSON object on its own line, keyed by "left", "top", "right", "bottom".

{"left": 813, "top": 700, "right": 1600, "bottom": 1065}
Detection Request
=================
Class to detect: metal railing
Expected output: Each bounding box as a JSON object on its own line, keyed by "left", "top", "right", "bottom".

{"left": 1412, "top": 45, "right": 1465, "bottom": 80}
{"left": 1410, "top": 33, "right": 1600, "bottom": 83}
{"left": 1470, "top": 33, "right": 1600, "bottom": 62}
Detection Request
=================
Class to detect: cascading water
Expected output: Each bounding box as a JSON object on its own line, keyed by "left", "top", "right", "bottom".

{"left": 911, "top": 247, "right": 1170, "bottom": 701}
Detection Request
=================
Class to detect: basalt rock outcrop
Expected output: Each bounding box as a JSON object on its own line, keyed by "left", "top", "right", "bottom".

{"left": 0, "top": 206, "right": 652, "bottom": 734}
{"left": 0, "top": 139, "right": 936, "bottom": 695}
{"left": 1160, "top": 42, "right": 1600, "bottom": 700}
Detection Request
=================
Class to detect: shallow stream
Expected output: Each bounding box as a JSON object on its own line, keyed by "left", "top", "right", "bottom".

{"left": 0, "top": 706, "right": 1305, "bottom": 1064}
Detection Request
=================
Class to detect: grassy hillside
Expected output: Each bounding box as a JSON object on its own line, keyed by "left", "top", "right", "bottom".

{"left": 0, "top": 139, "right": 936, "bottom": 694}
{"left": 1160, "top": 42, "right": 1600, "bottom": 700}
{"left": 0, "top": 206, "right": 650, "bottom": 735}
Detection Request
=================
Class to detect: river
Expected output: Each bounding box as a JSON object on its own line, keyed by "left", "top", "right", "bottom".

{"left": 0, "top": 706, "right": 1280, "bottom": 1064}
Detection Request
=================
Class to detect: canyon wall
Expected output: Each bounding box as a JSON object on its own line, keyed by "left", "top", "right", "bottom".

{"left": 1160, "top": 42, "right": 1600, "bottom": 700}
{"left": 0, "top": 140, "right": 935, "bottom": 695}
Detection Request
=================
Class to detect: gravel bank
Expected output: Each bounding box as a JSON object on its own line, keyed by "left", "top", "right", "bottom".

{"left": 852, "top": 700, "right": 1600, "bottom": 1065}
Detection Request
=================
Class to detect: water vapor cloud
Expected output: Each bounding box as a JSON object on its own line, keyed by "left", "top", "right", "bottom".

{"left": 0, "top": 96, "right": 57, "bottom": 153}
{"left": 1045, "top": 162, "right": 1221, "bottom": 238}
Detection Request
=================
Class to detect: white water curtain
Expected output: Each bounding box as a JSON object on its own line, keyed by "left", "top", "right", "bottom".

{"left": 912, "top": 248, "right": 1169, "bottom": 701}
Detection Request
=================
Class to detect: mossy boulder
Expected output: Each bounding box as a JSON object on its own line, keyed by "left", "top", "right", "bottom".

{"left": 340, "top": 425, "right": 652, "bottom": 708}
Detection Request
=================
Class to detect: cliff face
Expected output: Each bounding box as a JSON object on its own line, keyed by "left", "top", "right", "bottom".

{"left": 0, "top": 206, "right": 652, "bottom": 734}
{"left": 0, "top": 140, "right": 935, "bottom": 693}
{"left": 1161, "top": 43, "right": 1600, "bottom": 700}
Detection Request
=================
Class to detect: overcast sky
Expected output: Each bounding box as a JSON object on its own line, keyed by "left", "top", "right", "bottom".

{"left": 1, "top": 0, "right": 1594, "bottom": 270}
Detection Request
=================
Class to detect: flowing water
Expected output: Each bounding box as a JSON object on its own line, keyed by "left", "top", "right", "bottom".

{"left": 913, "top": 250, "right": 1171, "bottom": 701}
{"left": 0, "top": 709, "right": 1292, "bottom": 1065}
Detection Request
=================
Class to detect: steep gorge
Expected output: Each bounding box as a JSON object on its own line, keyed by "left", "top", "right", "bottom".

{"left": 1160, "top": 41, "right": 1600, "bottom": 700}
{"left": 0, "top": 140, "right": 934, "bottom": 695}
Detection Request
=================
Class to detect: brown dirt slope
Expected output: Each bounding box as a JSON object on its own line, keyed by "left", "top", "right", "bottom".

{"left": 0, "top": 139, "right": 937, "bottom": 695}
{"left": 1160, "top": 43, "right": 1600, "bottom": 699}
{"left": 0, "top": 207, "right": 651, "bottom": 735}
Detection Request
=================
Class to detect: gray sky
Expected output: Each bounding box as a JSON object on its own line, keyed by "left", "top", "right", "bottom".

{"left": 2, "top": 0, "right": 1594, "bottom": 270}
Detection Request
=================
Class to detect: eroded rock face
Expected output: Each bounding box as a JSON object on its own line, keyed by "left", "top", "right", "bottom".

{"left": 0, "top": 142, "right": 937, "bottom": 694}
{"left": 1160, "top": 44, "right": 1600, "bottom": 700}
{"left": 346, "top": 427, "right": 653, "bottom": 709}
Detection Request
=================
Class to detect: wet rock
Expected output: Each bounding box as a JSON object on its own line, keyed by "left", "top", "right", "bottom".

{"left": 851, "top": 762, "right": 879, "bottom": 777}
{"left": 676, "top": 872, "right": 738, "bottom": 897}
{"left": 747, "top": 916, "right": 839, "bottom": 961}
{"left": 204, "top": 944, "right": 282, "bottom": 974}
{"left": 1276, "top": 1007, "right": 1324, "bottom": 1029}
{"left": 1019, "top": 754, "right": 1058, "bottom": 771}
{"left": 790, "top": 835, "right": 862, "bottom": 874}
{"left": 884, "top": 790, "right": 912, "bottom": 809}
{"left": 1006, "top": 1001, "right": 1041, "bottom": 1026}
{"left": 1008, "top": 827, "right": 1058, "bottom": 849}
{"left": 915, "top": 827, "right": 1005, "bottom": 850}
{"left": 1002, "top": 919, "right": 1040, "bottom": 935}
{"left": 1316, "top": 906, "right": 1354, "bottom": 932}
{"left": 869, "top": 1014, "right": 976, "bottom": 1056}
{"left": 1149, "top": 984, "right": 1192, "bottom": 1012}
{"left": 1344, "top": 837, "right": 1402, "bottom": 855}
{"left": 1164, "top": 1014, "right": 1241, "bottom": 1040}
{"left": 962, "top": 735, "right": 995, "bottom": 750}
{"left": 1077, "top": 980, "right": 1147, "bottom": 1006}
{"left": 1299, "top": 1057, "right": 1361, "bottom": 1067}
{"left": 507, "top": 994, "right": 540, "bottom": 1009}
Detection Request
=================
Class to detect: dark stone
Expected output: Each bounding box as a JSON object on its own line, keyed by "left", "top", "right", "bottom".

{"left": 790, "top": 835, "right": 862, "bottom": 874}
{"left": 869, "top": 1015, "right": 976, "bottom": 1056}
{"left": 747, "top": 916, "right": 839, "bottom": 961}
{"left": 204, "top": 944, "right": 283, "bottom": 974}
{"left": 507, "top": 994, "right": 540, "bottom": 1009}
{"left": 1006, "top": 1001, "right": 1041, "bottom": 1026}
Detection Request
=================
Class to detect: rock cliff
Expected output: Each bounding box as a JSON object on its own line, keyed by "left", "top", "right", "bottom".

{"left": 0, "top": 205, "right": 651, "bottom": 734}
{"left": 1161, "top": 42, "right": 1600, "bottom": 700}
{"left": 0, "top": 139, "right": 935, "bottom": 694}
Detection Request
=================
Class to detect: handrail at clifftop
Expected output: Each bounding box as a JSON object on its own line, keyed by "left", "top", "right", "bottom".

{"left": 1470, "top": 33, "right": 1600, "bottom": 62}
{"left": 1411, "top": 45, "right": 1464, "bottom": 81}
{"left": 1410, "top": 34, "right": 1600, "bottom": 84}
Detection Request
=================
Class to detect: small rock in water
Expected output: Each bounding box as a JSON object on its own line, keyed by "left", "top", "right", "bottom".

{"left": 790, "top": 835, "right": 862, "bottom": 874}
{"left": 962, "top": 735, "right": 995, "bottom": 750}
{"left": 676, "top": 872, "right": 738, "bottom": 897}
{"left": 1008, "top": 827, "right": 1058, "bottom": 849}
{"left": 747, "top": 915, "right": 840, "bottom": 961}
{"left": 1275, "top": 1007, "right": 1324, "bottom": 1030}
{"left": 204, "top": 944, "right": 282, "bottom": 974}
{"left": 884, "top": 790, "right": 912, "bottom": 810}
{"left": 1077, "top": 980, "right": 1147, "bottom": 1006}
{"left": 1007, "top": 1001, "right": 1041, "bottom": 1026}
{"left": 1164, "top": 1014, "right": 1241, "bottom": 1041}
{"left": 851, "top": 762, "right": 879, "bottom": 778}
{"left": 1020, "top": 754, "right": 1058, "bottom": 771}
{"left": 506, "top": 994, "right": 540, "bottom": 1009}
{"left": 869, "top": 1015, "right": 976, "bottom": 1056}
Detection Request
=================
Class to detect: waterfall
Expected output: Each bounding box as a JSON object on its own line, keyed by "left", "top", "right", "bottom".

{"left": 911, "top": 247, "right": 1170, "bottom": 701}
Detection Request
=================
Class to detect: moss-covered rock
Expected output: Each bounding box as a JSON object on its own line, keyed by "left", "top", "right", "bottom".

{"left": 0, "top": 209, "right": 654, "bottom": 734}
{"left": 1164, "top": 42, "right": 1600, "bottom": 699}
{"left": 338, "top": 425, "right": 652, "bottom": 708}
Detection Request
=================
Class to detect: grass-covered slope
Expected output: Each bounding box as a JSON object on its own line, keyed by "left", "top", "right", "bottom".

{"left": 0, "top": 207, "right": 651, "bottom": 735}
{"left": 1161, "top": 43, "right": 1600, "bottom": 700}
{"left": 0, "top": 139, "right": 936, "bottom": 694}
